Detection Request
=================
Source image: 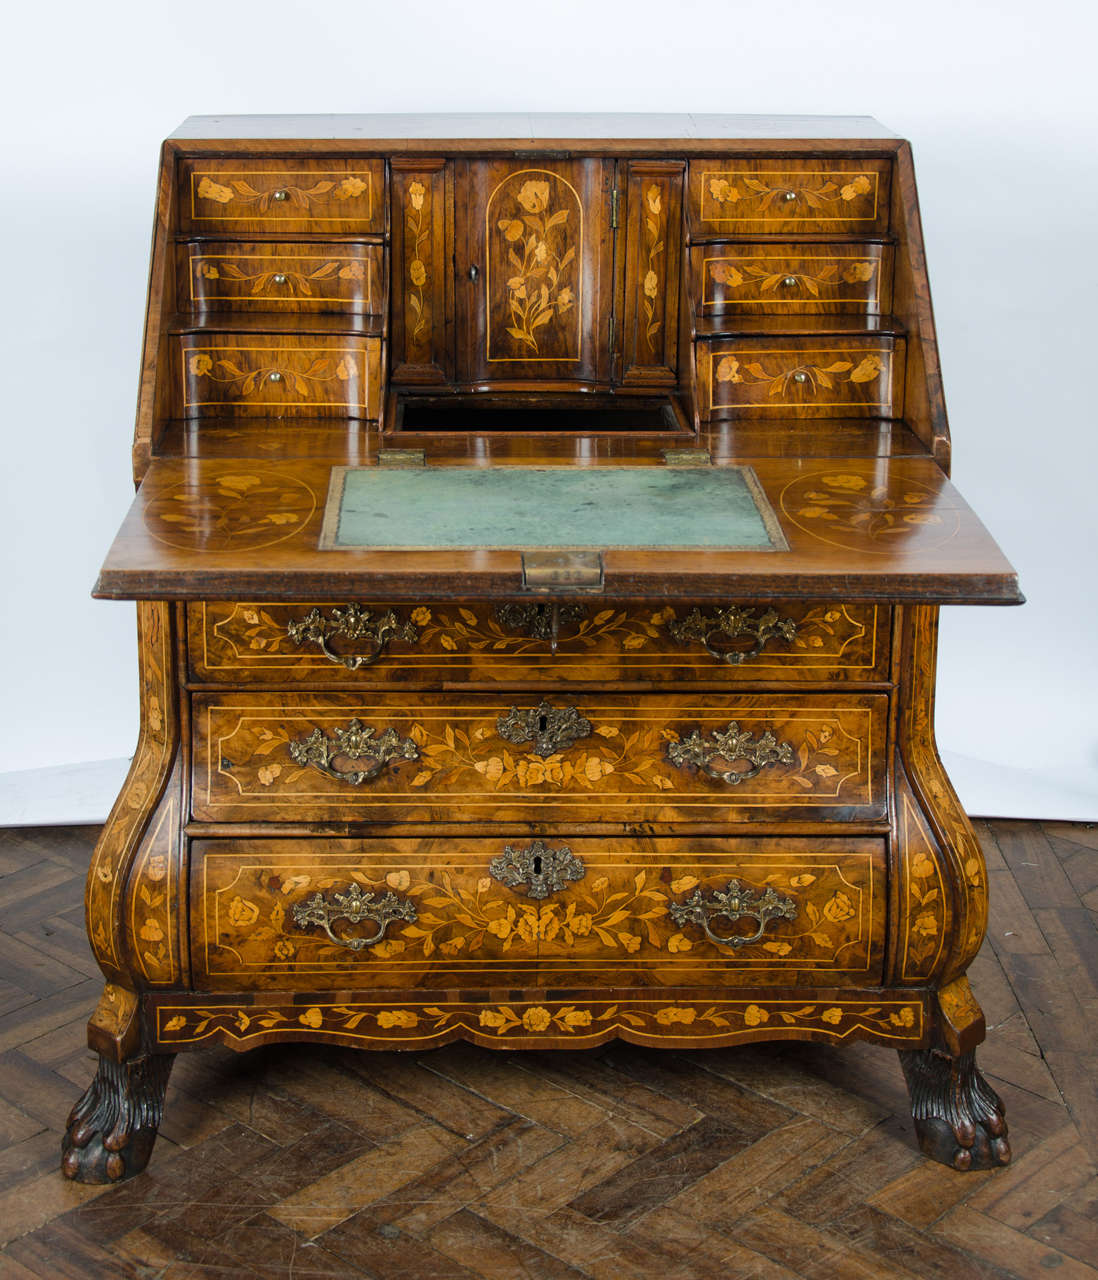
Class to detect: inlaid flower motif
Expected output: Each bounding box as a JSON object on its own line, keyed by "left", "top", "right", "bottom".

{"left": 822, "top": 891, "right": 855, "bottom": 923}
{"left": 709, "top": 262, "right": 744, "bottom": 287}
{"left": 643, "top": 270, "right": 659, "bottom": 299}
{"left": 197, "top": 177, "right": 233, "bottom": 204}
{"left": 667, "top": 933, "right": 693, "bottom": 953}
{"left": 522, "top": 1006, "right": 552, "bottom": 1031}
{"left": 273, "top": 939, "right": 295, "bottom": 959}
{"left": 716, "top": 356, "right": 742, "bottom": 383}
{"left": 708, "top": 178, "right": 739, "bottom": 204}
{"left": 913, "top": 911, "right": 939, "bottom": 937}
{"left": 299, "top": 1007, "right": 323, "bottom": 1028}
{"left": 821, "top": 1007, "right": 843, "bottom": 1025}
{"left": 479, "top": 1009, "right": 509, "bottom": 1028}
{"left": 823, "top": 475, "right": 867, "bottom": 490}
{"left": 656, "top": 1006, "right": 697, "bottom": 1025}
{"left": 408, "top": 180, "right": 425, "bottom": 210}
{"left": 335, "top": 177, "right": 367, "bottom": 199}
{"left": 227, "top": 896, "right": 259, "bottom": 928}
{"left": 850, "top": 355, "right": 883, "bottom": 383}
{"left": 146, "top": 855, "right": 167, "bottom": 882}
{"left": 338, "top": 261, "right": 365, "bottom": 280}
{"left": 557, "top": 287, "right": 574, "bottom": 312}
{"left": 646, "top": 184, "right": 661, "bottom": 215}
{"left": 840, "top": 174, "right": 872, "bottom": 201}
{"left": 410, "top": 607, "right": 432, "bottom": 625}
{"left": 201, "top": 263, "right": 220, "bottom": 279}
{"left": 409, "top": 259, "right": 427, "bottom": 287}
{"left": 890, "top": 1007, "right": 916, "bottom": 1027}
{"left": 903, "top": 513, "right": 942, "bottom": 525}
{"left": 139, "top": 919, "right": 163, "bottom": 942}
{"left": 743, "top": 1004, "right": 769, "bottom": 1026}
{"left": 188, "top": 353, "right": 213, "bottom": 376}
{"left": 257, "top": 764, "right": 282, "bottom": 786}
{"left": 378, "top": 1010, "right": 418, "bottom": 1028}
{"left": 516, "top": 180, "right": 550, "bottom": 213}
{"left": 500, "top": 218, "right": 525, "bottom": 242}
{"left": 842, "top": 261, "right": 876, "bottom": 283}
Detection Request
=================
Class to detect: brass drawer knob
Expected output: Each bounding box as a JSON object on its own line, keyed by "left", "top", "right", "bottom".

{"left": 289, "top": 718, "right": 418, "bottom": 785}
{"left": 291, "top": 883, "right": 417, "bottom": 951}
{"left": 268, "top": 371, "right": 283, "bottom": 383}
{"left": 497, "top": 701, "right": 592, "bottom": 758}
{"left": 287, "top": 605, "right": 420, "bottom": 670}
{"left": 781, "top": 276, "right": 798, "bottom": 287}
{"left": 272, "top": 189, "right": 289, "bottom": 202}
{"left": 489, "top": 840, "right": 585, "bottom": 900}
{"left": 782, "top": 190, "right": 797, "bottom": 201}
{"left": 792, "top": 371, "right": 808, "bottom": 383}
{"left": 666, "top": 720, "right": 794, "bottom": 785}
{"left": 669, "top": 879, "right": 797, "bottom": 949}
{"left": 666, "top": 605, "right": 797, "bottom": 666}
{"left": 272, "top": 273, "right": 288, "bottom": 285}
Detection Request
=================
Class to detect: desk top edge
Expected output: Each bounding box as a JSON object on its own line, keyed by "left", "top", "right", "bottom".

{"left": 168, "top": 112, "right": 900, "bottom": 143}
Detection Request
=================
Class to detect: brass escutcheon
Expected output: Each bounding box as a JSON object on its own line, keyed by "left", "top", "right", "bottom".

{"left": 489, "top": 840, "right": 586, "bottom": 900}
{"left": 496, "top": 702, "right": 592, "bottom": 758}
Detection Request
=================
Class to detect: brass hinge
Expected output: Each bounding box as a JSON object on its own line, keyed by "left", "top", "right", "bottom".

{"left": 377, "top": 449, "right": 425, "bottom": 467}
{"left": 662, "top": 447, "right": 712, "bottom": 466}
{"left": 610, "top": 188, "right": 620, "bottom": 228}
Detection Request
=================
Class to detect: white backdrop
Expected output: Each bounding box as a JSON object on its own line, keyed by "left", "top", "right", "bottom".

{"left": 1, "top": 0, "right": 1095, "bottom": 820}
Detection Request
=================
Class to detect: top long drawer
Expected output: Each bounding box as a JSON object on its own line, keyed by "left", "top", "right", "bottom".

{"left": 179, "top": 159, "right": 386, "bottom": 234}
{"left": 188, "top": 600, "right": 890, "bottom": 687}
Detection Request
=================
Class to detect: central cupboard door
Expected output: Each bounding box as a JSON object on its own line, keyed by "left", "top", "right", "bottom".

{"left": 456, "top": 160, "right": 616, "bottom": 386}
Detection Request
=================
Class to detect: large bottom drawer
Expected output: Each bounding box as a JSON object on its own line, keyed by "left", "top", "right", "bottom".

{"left": 192, "top": 691, "right": 888, "bottom": 825}
{"left": 191, "top": 836, "right": 886, "bottom": 990}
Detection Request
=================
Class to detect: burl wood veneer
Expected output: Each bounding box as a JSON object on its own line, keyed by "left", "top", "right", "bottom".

{"left": 67, "top": 114, "right": 1020, "bottom": 1186}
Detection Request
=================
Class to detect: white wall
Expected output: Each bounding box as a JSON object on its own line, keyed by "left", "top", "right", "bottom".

{"left": 1, "top": 0, "right": 1095, "bottom": 818}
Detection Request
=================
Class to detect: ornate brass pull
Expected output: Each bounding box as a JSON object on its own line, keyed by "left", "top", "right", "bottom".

{"left": 489, "top": 841, "right": 585, "bottom": 900}
{"left": 291, "top": 883, "right": 417, "bottom": 951}
{"left": 666, "top": 721, "right": 794, "bottom": 785}
{"left": 494, "top": 603, "right": 588, "bottom": 653}
{"left": 666, "top": 606, "right": 797, "bottom": 666}
{"left": 669, "top": 879, "right": 797, "bottom": 949}
{"left": 288, "top": 719, "right": 419, "bottom": 784}
{"left": 286, "top": 605, "right": 419, "bottom": 671}
{"left": 496, "top": 701, "right": 592, "bottom": 758}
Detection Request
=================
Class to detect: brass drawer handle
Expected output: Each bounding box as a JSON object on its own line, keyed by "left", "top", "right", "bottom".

{"left": 666, "top": 606, "right": 797, "bottom": 666}
{"left": 667, "top": 720, "right": 794, "bottom": 785}
{"left": 287, "top": 605, "right": 420, "bottom": 671}
{"left": 291, "top": 883, "right": 417, "bottom": 951}
{"left": 489, "top": 840, "right": 585, "bottom": 900}
{"left": 497, "top": 701, "right": 592, "bottom": 758}
{"left": 669, "top": 879, "right": 797, "bottom": 949}
{"left": 288, "top": 718, "right": 419, "bottom": 785}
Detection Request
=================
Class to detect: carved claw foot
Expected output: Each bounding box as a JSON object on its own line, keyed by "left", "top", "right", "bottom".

{"left": 899, "top": 1047, "right": 1011, "bottom": 1171}
{"left": 61, "top": 1053, "right": 173, "bottom": 1183}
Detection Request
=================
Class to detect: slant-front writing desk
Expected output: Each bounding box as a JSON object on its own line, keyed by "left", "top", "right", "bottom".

{"left": 68, "top": 114, "right": 1021, "bottom": 1183}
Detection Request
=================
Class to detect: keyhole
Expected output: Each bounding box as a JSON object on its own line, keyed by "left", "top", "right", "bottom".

{"left": 532, "top": 854, "right": 543, "bottom": 876}
{"left": 538, "top": 714, "right": 548, "bottom": 732}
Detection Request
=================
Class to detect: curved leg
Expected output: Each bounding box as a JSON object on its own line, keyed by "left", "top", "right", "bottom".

{"left": 899, "top": 1046, "right": 1010, "bottom": 1171}
{"left": 61, "top": 1052, "right": 173, "bottom": 1184}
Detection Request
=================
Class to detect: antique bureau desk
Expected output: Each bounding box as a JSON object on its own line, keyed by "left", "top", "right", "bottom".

{"left": 68, "top": 113, "right": 1021, "bottom": 1183}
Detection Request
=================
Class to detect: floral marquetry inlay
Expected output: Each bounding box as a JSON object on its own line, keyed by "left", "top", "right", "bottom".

{"left": 641, "top": 182, "right": 665, "bottom": 353}
{"left": 405, "top": 180, "right": 430, "bottom": 344}
{"left": 487, "top": 170, "right": 581, "bottom": 361}
{"left": 714, "top": 351, "right": 886, "bottom": 399}
{"left": 193, "top": 172, "right": 373, "bottom": 218}
{"left": 780, "top": 472, "right": 961, "bottom": 554}
{"left": 155, "top": 995, "right": 924, "bottom": 1050}
{"left": 183, "top": 346, "right": 366, "bottom": 408}
{"left": 700, "top": 169, "right": 879, "bottom": 223}
{"left": 144, "top": 471, "right": 316, "bottom": 552}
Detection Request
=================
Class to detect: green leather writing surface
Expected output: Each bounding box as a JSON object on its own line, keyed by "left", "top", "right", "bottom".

{"left": 319, "top": 466, "right": 788, "bottom": 551}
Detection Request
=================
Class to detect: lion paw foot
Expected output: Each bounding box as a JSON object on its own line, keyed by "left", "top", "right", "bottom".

{"left": 900, "top": 1048, "right": 1010, "bottom": 1171}
{"left": 61, "top": 1054, "right": 173, "bottom": 1184}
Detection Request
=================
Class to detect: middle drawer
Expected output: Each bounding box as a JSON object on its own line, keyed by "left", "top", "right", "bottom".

{"left": 192, "top": 691, "right": 888, "bottom": 824}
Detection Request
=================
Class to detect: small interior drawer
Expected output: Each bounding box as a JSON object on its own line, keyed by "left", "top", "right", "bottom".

{"left": 179, "top": 242, "right": 384, "bottom": 314}
{"left": 179, "top": 158, "right": 385, "bottom": 234}
{"left": 699, "top": 336, "right": 903, "bottom": 419}
{"left": 177, "top": 334, "right": 381, "bottom": 418}
{"left": 692, "top": 243, "right": 892, "bottom": 315}
{"left": 688, "top": 158, "right": 891, "bottom": 236}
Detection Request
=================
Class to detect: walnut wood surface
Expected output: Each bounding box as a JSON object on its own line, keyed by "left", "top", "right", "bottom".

{"left": 96, "top": 451, "right": 1021, "bottom": 604}
{"left": 179, "top": 241, "right": 384, "bottom": 314}
{"left": 190, "top": 836, "right": 885, "bottom": 991}
{"left": 190, "top": 690, "right": 887, "bottom": 825}
{"left": 691, "top": 242, "right": 893, "bottom": 315}
{"left": 188, "top": 599, "right": 889, "bottom": 687}
{"left": 77, "top": 118, "right": 1022, "bottom": 1185}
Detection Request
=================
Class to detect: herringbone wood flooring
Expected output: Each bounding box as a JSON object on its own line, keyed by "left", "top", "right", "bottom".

{"left": 0, "top": 821, "right": 1095, "bottom": 1279}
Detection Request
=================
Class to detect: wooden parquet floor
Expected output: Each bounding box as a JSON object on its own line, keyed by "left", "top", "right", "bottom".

{"left": 0, "top": 821, "right": 1095, "bottom": 1279}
